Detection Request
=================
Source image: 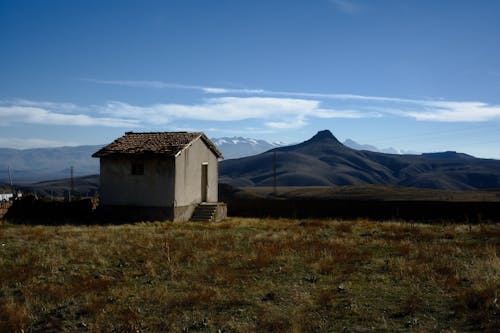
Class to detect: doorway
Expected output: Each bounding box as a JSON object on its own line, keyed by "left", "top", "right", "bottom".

{"left": 201, "top": 163, "right": 208, "bottom": 202}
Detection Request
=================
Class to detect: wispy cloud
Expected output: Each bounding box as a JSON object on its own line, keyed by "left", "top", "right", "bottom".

{"left": 405, "top": 101, "right": 500, "bottom": 122}
{"left": 0, "top": 97, "right": 368, "bottom": 130}
{"left": 80, "top": 78, "right": 264, "bottom": 94}
{"left": 0, "top": 101, "right": 138, "bottom": 127}
{"left": 15, "top": 82, "right": 500, "bottom": 128}
{"left": 265, "top": 117, "right": 308, "bottom": 129}
{"left": 84, "top": 78, "right": 500, "bottom": 123}
{"left": 100, "top": 97, "right": 367, "bottom": 129}
{"left": 329, "top": 0, "right": 363, "bottom": 14}
{"left": 0, "top": 137, "right": 79, "bottom": 149}
{"left": 3, "top": 99, "right": 80, "bottom": 112}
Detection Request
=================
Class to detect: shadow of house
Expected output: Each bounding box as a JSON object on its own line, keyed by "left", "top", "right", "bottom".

{"left": 92, "top": 132, "right": 226, "bottom": 221}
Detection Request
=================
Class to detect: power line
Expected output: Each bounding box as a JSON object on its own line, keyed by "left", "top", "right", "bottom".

{"left": 69, "top": 166, "right": 74, "bottom": 202}
{"left": 273, "top": 151, "right": 277, "bottom": 196}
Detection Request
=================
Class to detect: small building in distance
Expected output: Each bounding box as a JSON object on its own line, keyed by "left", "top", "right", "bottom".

{"left": 92, "top": 132, "right": 226, "bottom": 222}
{"left": 0, "top": 193, "right": 13, "bottom": 201}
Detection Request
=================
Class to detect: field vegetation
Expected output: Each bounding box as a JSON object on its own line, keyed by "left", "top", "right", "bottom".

{"left": 0, "top": 217, "right": 498, "bottom": 332}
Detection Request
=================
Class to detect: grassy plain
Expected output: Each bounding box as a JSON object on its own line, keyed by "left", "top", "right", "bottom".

{"left": 223, "top": 185, "right": 500, "bottom": 201}
{"left": 0, "top": 218, "right": 499, "bottom": 332}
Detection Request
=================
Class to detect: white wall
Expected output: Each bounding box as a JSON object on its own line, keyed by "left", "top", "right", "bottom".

{"left": 99, "top": 157, "right": 175, "bottom": 207}
{"left": 0, "top": 193, "right": 13, "bottom": 201}
{"left": 175, "top": 138, "right": 219, "bottom": 207}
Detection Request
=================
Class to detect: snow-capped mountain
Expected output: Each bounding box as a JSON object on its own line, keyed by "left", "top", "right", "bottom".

{"left": 212, "top": 136, "right": 417, "bottom": 159}
{"left": 220, "top": 130, "right": 498, "bottom": 190}
{"left": 343, "top": 139, "right": 419, "bottom": 155}
{"left": 343, "top": 139, "right": 399, "bottom": 154}
{"left": 0, "top": 136, "right": 420, "bottom": 183}
{"left": 211, "top": 137, "right": 287, "bottom": 159}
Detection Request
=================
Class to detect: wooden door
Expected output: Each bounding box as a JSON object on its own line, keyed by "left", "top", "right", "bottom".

{"left": 201, "top": 163, "right": 208, "bottom": 202}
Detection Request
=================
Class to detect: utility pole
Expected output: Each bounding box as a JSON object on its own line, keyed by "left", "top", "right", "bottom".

{"left": 69, "top": 166, "right": 74, "bottom": 202}
{"left": 273, "top": 151, "right": 277, "bottom": 196}
{"left": 7, "top": 165, "right": 14, "bottom": 194}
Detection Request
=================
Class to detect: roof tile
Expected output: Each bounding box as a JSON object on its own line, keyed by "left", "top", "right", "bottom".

{"left": 92, "top": 132, "right": 223, "bottom": 158}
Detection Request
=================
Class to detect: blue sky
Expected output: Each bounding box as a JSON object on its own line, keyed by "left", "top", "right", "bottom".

{"left": 1, "top": 0, "right": 499, "bottom": 157}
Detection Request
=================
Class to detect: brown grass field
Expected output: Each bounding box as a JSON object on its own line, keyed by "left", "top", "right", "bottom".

{"left": 0, "top": 217, "right": 499, "bottom": 332}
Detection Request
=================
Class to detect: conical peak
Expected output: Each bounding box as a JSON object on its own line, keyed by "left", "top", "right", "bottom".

{"left": 308, "top": 130, "right": 342, "bottom": 144}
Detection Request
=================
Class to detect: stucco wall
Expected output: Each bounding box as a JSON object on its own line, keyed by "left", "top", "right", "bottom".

{"left": 99, "top": 157, "right": 175, "bottom": 207}
{"left": 175, "top": 138, "right": 219, "bottom": 206}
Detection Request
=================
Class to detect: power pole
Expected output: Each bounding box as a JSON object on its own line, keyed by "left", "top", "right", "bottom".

{"left": 69, "top": 166, "right": 74, "bottom": 202}
{"left": 273, "top": 151, "right": 277, "bottom": 196}
{"left": 7, "top": 165, "right": 14, "bottom": 194}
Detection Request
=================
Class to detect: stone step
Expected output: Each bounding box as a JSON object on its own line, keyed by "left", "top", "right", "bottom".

{"left": 190, "top": 204, "right": 217, "bottom": 222}
{"left": 193, "top": 210, "right": 215, "bottom": 216}
{"left": 192, "top": 215, "right": 214, "bottom": 219}
{"left": 196, "top": 207, "right": 217, "bottom": 211}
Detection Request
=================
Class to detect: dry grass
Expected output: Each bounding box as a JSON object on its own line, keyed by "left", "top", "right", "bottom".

{"left": 0, "top": 217, "right": 499, "bottom": 332}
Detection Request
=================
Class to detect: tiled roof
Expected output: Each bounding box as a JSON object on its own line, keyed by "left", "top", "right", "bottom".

{"left": 92, "top": 132, "right": 223, "bottom": 158}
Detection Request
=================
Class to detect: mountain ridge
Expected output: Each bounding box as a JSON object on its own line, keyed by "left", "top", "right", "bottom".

{"left": 210, "top": 136, "right": 286, "bottom": 159}
{"left": 219, "top": 130, "right": 500, "bottom": 190}
{"left": 1, "top": 131, "right": 498, "bottom": 190}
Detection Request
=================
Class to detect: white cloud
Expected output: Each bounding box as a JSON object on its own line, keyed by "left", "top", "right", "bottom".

{"left": 0, "top": 97, "right": 369, "bottom": 130}
{"left": 0, "top": 137, "right": 79, "bottom": 149}
{"left": 9, "top": 83, "right": 500, "bottom": 129}
{"left": 406, "top": 101, "right": 500, "bottom": 122}
{"left": 0, "top": 102, "right": 139, "bottom": 127}
{"left": 99, "top": 97, "right": 368, "bottom": 128}
{"left": 266, "top": 117, "right": 307, "bottom": 129}
{"left": 83, "top": 78, "right": 500, "bottom": 110}
{"left": 313, "top": 107, "right": 374, "bottom": 119}
{"left": 2, "top": 99, "right": 80, "bottom": 112}
{"left": 83, "top": 78, "right": 422, "bottom": 102}
{"left": 80, "top": 78, "right": 264, "bottom": 94}
{"left": 80, "top": 78, "right": 195, "bottom": 90}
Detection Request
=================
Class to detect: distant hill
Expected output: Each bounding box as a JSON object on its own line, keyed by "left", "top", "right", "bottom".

{"left": 0, "top": 145, "right": 102, "bottom": 183}
{"left": 2, "top": 131, "right": 499, "bottom": 191}
{"left": 342, "top": 139, "right": 418, "bottom": 155}
{"left": 0, "top": 181, "right": 12, "bottom": 192}
{"left": 219, "top": 130, "right": 500, "bottom": 190}
{"left": 343, "top": 138, "right": 398, "bottom": 154}
{"left": 214, "top": 136, "right": 416, "bottom": 158}
{"left": 211, "top": 136, "right": 286, "bottom": 159}
{"left": 11, "top": 175, "right": 99, "bottom": 198}
{"left": 0, "top": 137, "right": 287, "bottom": 182}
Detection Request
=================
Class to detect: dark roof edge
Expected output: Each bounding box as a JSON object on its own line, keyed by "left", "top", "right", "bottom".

{"left": 175, "top": 133, "right": 224, "bottom": 159}
{"left": 201, "top": 133, "right": 224, "bottom": 159}
{"left": 91, "top": 131, "right": 224, "bottom": 159}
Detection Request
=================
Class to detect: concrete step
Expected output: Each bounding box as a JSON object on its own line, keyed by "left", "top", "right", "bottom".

{"left": 195, "top": 208, "right": 216, "bottom": 212}
{"left": 192, "top": 215, "right": 213, "bottom": 219}
{"left": 190, "top": 204, "right": 217, "bottom": 222}
{"left": 193, "top": 209, "right": 215, "bottom": 216}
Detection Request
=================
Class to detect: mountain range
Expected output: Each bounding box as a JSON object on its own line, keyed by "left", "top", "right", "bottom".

{"left": 0, "top": 145, "right": 102, "bottom": 183}
{"left": 215, "top": 136, "right": 417, "bottom": 157}
{"left": 1, "top": 131, "right": 499, "bottom": 191}
{"left": 342, "top": 139, "right": 418, "bottom": 155}
{"left": 212, "top": 137, "right": 286, "bottom": 159}
{"left": 0, "top": 135, "right": 374, "bottom": 182}
{"left": 219, "top": 130, "right": 500, "bottom": 190}
{"left": 0, "top": 137, "right": 282, "bottom": 182}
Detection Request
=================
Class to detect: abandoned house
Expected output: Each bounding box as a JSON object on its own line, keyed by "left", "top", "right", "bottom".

{"left": 92, "top": 132, "right": 226, "bottom": 222}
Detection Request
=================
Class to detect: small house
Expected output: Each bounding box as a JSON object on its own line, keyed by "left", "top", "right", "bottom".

{"left": 0, "top": 193, "right": 13, "bottom": 201}
{"left": 92, "top": 132, "right": 226, "bottom": 221}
